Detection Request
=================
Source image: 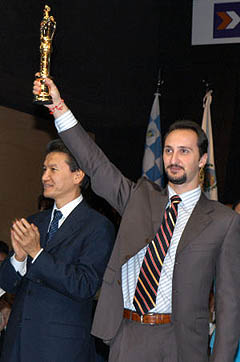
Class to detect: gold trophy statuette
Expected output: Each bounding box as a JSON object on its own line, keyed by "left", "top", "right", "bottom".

{"left": 34, "top": 5, "right": 56, "bottom": 104}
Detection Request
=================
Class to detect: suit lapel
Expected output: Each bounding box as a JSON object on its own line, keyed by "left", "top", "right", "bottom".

{"left": 176, "top": 193, "right": 214, "bottom": 254}
{"left": 119, "top": 184, "right": 168, "bottom": 266}
{"left": 37, "top": 211, "right": 51, "bottom": 249}
{"left": 139, "top": 187, "right": 214, "bottom": 256}
{"left": 149, "top": 188, "right": 169, "bottom": 236}
{"left": 45, "top": 201, "right": 87, "bottom": 251}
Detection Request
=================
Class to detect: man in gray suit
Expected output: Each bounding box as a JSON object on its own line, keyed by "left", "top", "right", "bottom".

{"left": 33, "top": 78, "right": 240, "bottom": 362}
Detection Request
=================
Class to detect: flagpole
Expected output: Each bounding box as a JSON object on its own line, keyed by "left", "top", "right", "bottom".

{"left": 156, "top": 67, "right": 164, "bottom": 95}
{"left": 202, "top": 78, "right": 213, "bottom": 94}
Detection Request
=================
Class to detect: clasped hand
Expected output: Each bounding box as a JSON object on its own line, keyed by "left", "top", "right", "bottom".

{"left": 11, "top": 219, "right": 41, "bottom": 261}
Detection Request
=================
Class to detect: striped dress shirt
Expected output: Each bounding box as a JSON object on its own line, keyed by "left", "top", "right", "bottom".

{"left": 122, "top": 185, "right": 201, "bottom": 313}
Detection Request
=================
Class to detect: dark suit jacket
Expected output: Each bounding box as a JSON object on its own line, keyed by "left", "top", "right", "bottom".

{"left": 0, "top": 200, "right": 115, "bottom": 362}
{"left": 60, "top": 123, "right": 240, "bottom": 362}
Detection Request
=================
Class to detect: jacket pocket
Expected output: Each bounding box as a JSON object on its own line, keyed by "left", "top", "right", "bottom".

{"left": 47, "top": 322, "right": 86, "bottom": 339}
{"left": 189, "top": 242, "right": 217, "bottom": 252}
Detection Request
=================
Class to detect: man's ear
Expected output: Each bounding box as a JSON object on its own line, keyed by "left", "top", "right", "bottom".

{"left": 73, "top": 170, "right": 85, "bottom": 185}
{"left": 199, "top": 153, "right": 208, "bottom": 168}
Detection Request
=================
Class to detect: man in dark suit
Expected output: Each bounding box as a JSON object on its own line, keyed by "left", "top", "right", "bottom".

{"left": 33, "top": 79, "right": 240, "bottom": 362}
{"left": 0, "top": 139, "right": 115, "bottom": 362}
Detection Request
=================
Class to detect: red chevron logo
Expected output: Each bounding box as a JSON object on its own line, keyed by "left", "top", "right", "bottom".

{"left": 214, "top": 4, "right": 240, "bottom": 39}
{"left": 217, "top": 11, "right": 232, "bottom": 30}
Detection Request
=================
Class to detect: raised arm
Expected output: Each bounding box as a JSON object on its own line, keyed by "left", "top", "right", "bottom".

{"left": 33, "top": 78, "right": 134, "bottom": 215}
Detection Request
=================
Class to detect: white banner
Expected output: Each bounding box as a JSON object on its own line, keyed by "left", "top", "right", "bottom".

{"left": 192, "top": 0, "right": 240, "bottom": 45}
{"left": 201, "top": 91, "right": 218, "bottom": 201}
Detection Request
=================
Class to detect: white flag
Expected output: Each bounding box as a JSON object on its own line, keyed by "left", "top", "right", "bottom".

{"left": 201, "top": 90, "right": 218, "bottom": 200}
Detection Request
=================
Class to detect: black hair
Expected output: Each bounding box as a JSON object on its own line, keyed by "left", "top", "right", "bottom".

{"left": 232, "top": 200, "right": 240, "bottom": 210}
{"left": 45, "top": 139, "right": 89, "bottom": 191}
{"left": 38, "top": 194, "right": 54, "bottom": 211}
{"left": 0, "top": 241, "right": 9, "bottom": 255}
{"left": 164, "top": 120, "right": 208, "bottom": 158}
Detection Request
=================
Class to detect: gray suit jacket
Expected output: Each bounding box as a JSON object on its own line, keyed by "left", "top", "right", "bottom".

{"left": 60, "top": 123, "right": 240, "bottom": 362}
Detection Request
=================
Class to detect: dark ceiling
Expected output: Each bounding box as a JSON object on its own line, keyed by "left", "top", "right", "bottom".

{"left": 0, "top": 0, "right": 240, "bottom": 202}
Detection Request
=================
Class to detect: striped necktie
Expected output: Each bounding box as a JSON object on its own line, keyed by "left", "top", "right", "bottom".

{"left": 46, "top": 209, "right": 63, "bottom": 243}
{"left": 133, "top": 195, "right": 181, "bottom": 315}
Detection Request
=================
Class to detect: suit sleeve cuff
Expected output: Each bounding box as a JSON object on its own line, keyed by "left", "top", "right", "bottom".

{"left": 32, "top": 249, "right": 44, "bottom": 263}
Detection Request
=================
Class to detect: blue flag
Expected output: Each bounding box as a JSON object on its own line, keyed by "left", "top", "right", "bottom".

{"left": 142, "top": 92, "right": 164, "bottom": 188}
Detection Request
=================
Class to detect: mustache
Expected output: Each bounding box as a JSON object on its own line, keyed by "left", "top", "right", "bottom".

{"left": 166, "top": 164, "right": 185, "bottom": 170}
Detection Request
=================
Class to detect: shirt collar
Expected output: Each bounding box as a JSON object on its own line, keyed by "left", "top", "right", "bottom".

{"left": 167, "top": 185, "right": 201, "bottom": 212}
{"left": 52, "top": 194, "right": 83, "bottom": 220}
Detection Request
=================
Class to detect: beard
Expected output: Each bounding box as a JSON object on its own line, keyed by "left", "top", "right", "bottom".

{"left": 165, "top": 164, "right": 187, "bottom": 185}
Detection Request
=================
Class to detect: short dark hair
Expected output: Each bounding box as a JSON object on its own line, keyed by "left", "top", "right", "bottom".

{"left": 0, "top": 241, "right": 9, "bottom": 255}
{"left": 45, "top": 139, "right": 89, "bottom": 191}
{"left": 164, "top": 120, "right": 208, "bottom": 158}
{"left": 232, "top": 200, "right": 240, "bottom": 210}
{"left": 46, "top": 139, "right": 80, "bottom": 172}
{"left": 38, "top": 194, "right": 54, "bottom": 211}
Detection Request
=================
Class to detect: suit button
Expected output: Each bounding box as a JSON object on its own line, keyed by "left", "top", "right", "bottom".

{"left": 125, "top": 255, "right": 131, "bottom": 261}
{"left": 117, "top": 280, "right": 121, "bottom": 286}
{"left": 145, "top": 238, "right": 150, "bottom": 245}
